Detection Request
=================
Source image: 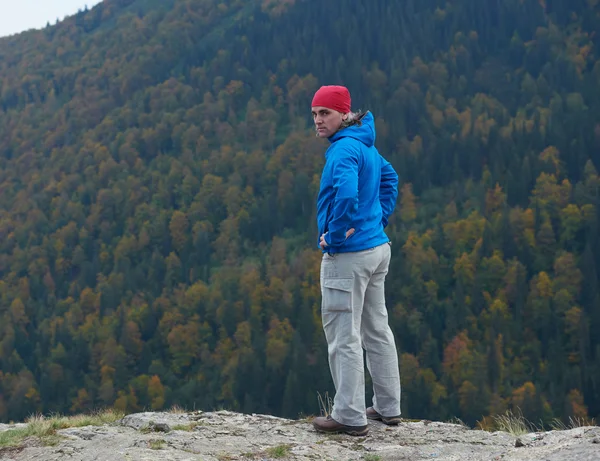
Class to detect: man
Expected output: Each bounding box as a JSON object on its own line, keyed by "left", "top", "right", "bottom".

{"left": 311, "top": 85, "right": 401, "bottom": 436}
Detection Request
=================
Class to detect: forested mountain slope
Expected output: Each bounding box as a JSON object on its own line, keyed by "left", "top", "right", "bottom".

{"left": 1, "top": 0, "right": 599, "bottom": 427}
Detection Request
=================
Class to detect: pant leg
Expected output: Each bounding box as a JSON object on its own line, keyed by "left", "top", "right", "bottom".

{"left": 361, "top": 244, "right": 401, "bottom": 417}
{"left": 320, "top": 251, "right": 370, "bottom": 426}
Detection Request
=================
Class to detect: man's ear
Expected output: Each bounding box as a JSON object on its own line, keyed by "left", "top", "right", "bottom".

{"left": 342, "top": 114, "right": 348, "bottom": 121}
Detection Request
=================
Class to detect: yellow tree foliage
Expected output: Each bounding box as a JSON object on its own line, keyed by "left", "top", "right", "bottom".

{"left": 0, "top": 0, "right": 599, "bottom": 426}
{"left": 443, "top": 211, "right": 486, "bottom": 253}
{"left": 566, "top": 389, "right": 588, "bottom": 420}
{"left": 564, "top": 306, "right": 583, "bottom": 363}
{"left": 536, "top": 215, "right": 556, "bottom": 258}
{"left": 485, "top": 183, "right": 506, "bottom": 216}
{"left": 458, "top": 107, "right": 472, "bottom": 139}
{"left": 184, "top": 280, "right": 210, "bottom": 316}
{"left": 420, "top": 368, "right": 448, "bottom": 406}
{"left": 511, "top": 381, "right": 537, "bottom": 415}
{"left": 442, "top": 331, "right": 473, "bottom": 387}
{"left": 167, "top": 322, "right": 200, "bottom": 374}
{"left": 265, "top": 316, "right": 294, "bottom": 371}
{"left": 484, "top": 300, "right": 511, "bottom": 335}
{"left": 408, "top": 135, "right": 424, "bottom": 157}
{"left": 169, "top": 210, "right": 190, "bottom": 254}
{"left": 402, "top": 231, "right": 439, "bottom": 277}
{"left": 400, "top": 353, "right": 420, "bottom": 386}
{"left": 286, "top": 73, "right": 318, "bottom": 118}
{"left": 9, "top": 298, "right": 28, "bottom": 330}
{"left": 233, "top": 321, "right": 253, "bottom": 353}
{"left": 148, "top": 375, "right": 166, "bottom": 410}
{"left": 553, "top": 252, "right": 582, "bottom": 298}
{"left": 509, "top": 207, "right": 535, "bottom": 249}
{"left": 79, "top": 287, "right": 99, "bottom": 315}
{"left": 400, "top": 183, "right": 417, "bottom": 223}
{"left": 539, "top": 146, "right": 561, "bottom": 176}
{"left": 473, "top": 113, "right": 496, "bottom": 145}
{"left": 70, "top": 388, "right": 92, "bottom": 414}
{"left": 532, "top": 173, "right": 572, "bottom": 214}
{"left": 559, "top": 204, "right": 581, "bottom": 244}
{"left": 453, "top": 252, "right": 476, "bottom": 287}
{"left": 533, "top": 272, "right": 553, "bottom": 299}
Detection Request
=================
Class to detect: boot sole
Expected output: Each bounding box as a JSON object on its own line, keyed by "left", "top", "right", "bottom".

{"left": 367, "top": 414, "right": 401, "bottom": 426}
{"left": 345, "top": 428, "right": 369, "bottom": 436}
{"left": 313, "top": 425, "right": 369, "bottom": 436}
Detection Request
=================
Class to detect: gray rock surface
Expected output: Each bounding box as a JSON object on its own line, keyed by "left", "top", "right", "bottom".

{"left": 0, "top": 424, "right": 27, "bottom": 432}
{"left": 0, "top": 410, "right": 598, "bottom": 460}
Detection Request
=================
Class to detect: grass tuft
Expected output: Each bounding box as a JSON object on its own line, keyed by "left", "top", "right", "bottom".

{"left": 149, "top": 439, "right": 166, "bottom": 450}
{"left": 363, "top": 455, "right": 382, "bottom": 461}
{"left": 480, "top": 410, "right": 599, "bottom": 435}
{"left": 447, "top": 416, "right": 468, "bottom": 428}
{"left": 0, "top": 409, "right": 124, "bottom": 448}
{"left": 266, "top": 444, "right": 292, "bottom": 458}
{"left": 488, "top": 410, "right": 538, "bottom": 436}
{"left": 168, "top": 404, "right": 186, "bottom": 414}
{"left": 550, "top": 416, "right": 597, "bottom": 431}
{"left": 317, "top": 391, "right": 334, "bottom": 418}
{"left": 172, "top": 422, "right": 202, "bottom": 431}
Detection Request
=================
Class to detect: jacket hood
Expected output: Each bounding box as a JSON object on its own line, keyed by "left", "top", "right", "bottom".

{"left": 329, "top": 111, "right": 376, "bottom": 147}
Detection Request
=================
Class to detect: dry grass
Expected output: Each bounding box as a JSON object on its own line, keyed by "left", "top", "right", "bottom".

{"left": 317, "top": 391, "right": 334, "bottom": 418}
{"left": 172, "top": 421, "right": 203, "bottom": 431}
{"left": 446, "top": 416, "right": 468, "bottom": 427}
{"left": 550, "top": 416, "right": 597, "bottom": 431}
{"left": 168, "top": 404, "right": 187, "bottom": 414}
{"left": 149, "top": 438, "right": 166, "bottom": 450}
{"left": 489, "top": 410, "right": 537, "bottom": 436}
{"left": 481, "top": 409, "right": 598, "bottom": 436}
{"left": 0, "top": 409, "right": 124, "bottom": 448}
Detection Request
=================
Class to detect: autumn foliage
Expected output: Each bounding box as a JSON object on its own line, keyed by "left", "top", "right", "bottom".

{"left": 1, "top": 0, "right": 599, "bottom": 426}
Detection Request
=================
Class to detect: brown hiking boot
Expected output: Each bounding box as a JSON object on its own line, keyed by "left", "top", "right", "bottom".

{"left": 312, "top": 415, "right": 368, "bottom": 436}
{"left": 366, "top": 407, "right": 401, "bottom": 426}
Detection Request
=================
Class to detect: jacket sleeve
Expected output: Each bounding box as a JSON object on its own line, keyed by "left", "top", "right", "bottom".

{"left": 379, "top": 158, "right": 398, "bottom": 228}
{"left": 324, "top": 147, "right": 359, "bottom": 247}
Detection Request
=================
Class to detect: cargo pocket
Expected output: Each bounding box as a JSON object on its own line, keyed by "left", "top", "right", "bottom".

{"left": 322, "top": 277, "right": 354, "bottom": 312}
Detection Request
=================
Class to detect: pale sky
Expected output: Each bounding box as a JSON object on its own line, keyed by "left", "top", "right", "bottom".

{"left": 0, "top": 0, "right": 103, "bottom": 38}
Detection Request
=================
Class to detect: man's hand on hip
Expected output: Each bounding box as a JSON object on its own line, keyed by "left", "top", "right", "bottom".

{"left": 320, "top": 228, "right": 355, "bottom": 250}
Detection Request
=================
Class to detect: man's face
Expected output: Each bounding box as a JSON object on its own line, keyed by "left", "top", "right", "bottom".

{"left": 312, "top": 106, "right": 346, "bottom": 138}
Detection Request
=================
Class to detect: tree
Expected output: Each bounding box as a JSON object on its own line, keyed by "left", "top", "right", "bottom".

{"left": 169, "top": 211, "right": 190, "bottom": 254}
{"left": 167, "top": 322, "right": 201, "bottom": 375}
{"left": 400, "top": 183, "right": 417, "bottom": 223}
{"left": 2, "top": 0, "right": 600, "bottom": 424}
{"left": 535, "top": 215, "right": 556, "bottom": 272}
{"left": 148, "top": 375, "right": 165, "bottom": 410}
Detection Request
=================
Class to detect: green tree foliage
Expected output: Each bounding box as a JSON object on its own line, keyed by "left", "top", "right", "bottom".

{"left": 1, "top": 0, "right": 600, "bottom": 427}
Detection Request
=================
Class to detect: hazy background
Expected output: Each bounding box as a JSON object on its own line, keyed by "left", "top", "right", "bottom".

{"left": 0, "top": 0, "right": 102, "bottom": 37}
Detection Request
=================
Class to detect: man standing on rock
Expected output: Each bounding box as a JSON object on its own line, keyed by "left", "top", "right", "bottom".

{"left": 311, "top": 85, "right": 402, "bottom": 436}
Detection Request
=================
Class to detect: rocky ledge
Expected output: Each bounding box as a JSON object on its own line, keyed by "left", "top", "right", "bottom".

{"left": 1, "top": 410, "right": 599, "bottom": 461}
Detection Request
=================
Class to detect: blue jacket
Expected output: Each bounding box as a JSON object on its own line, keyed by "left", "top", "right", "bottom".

{"left": 316, "top": 111, "right": 399, "bottom": 253}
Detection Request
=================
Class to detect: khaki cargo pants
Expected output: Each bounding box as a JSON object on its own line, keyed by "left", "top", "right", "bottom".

{"left": 320, "top": 242, "right": 401, "bottom": 426}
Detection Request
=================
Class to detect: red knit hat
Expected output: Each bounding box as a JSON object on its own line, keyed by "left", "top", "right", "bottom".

{"left": 311, "top": 85, "right": 351, "bottom": 114}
